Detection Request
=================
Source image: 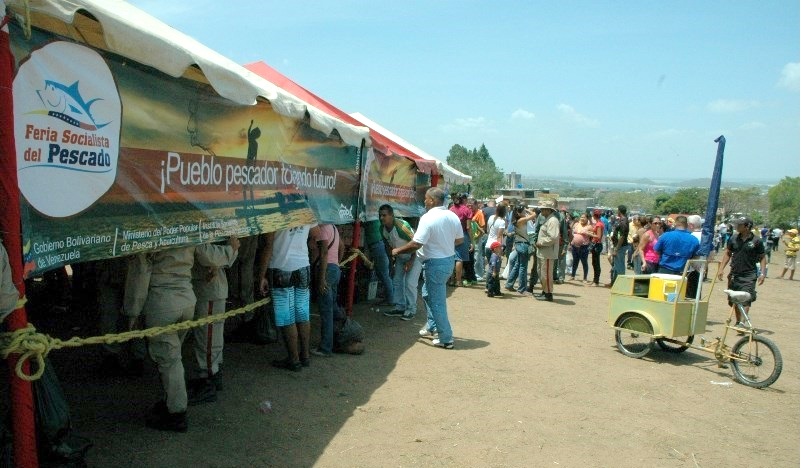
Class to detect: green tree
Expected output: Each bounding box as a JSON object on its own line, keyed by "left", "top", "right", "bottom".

{"left": 446, "top": 143, "right": 504, "bottom": 198}
{"left": 719, "top": 187, "right": 767, "bottom": 222}
{"left": 768, "top": 177, "right": 800, "bottom": 228}
{"left": 653, "top": 194, "right": 671, "bottom": 213}
{"left": 657, "top": 188, "right": 708, "bottom": 215}
{"left": 598, "top": 191, "right": 656, "bottom": 215}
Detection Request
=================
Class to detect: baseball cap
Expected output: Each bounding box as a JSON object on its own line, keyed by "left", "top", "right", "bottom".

{"left": 733, "top": 216, "right": 753, "bottom": 226}
{"left": 490, "top": 241, "right": 501, "bottom": 250}
{"left": 788, "top": 228, "right": 799, "bottom": 235}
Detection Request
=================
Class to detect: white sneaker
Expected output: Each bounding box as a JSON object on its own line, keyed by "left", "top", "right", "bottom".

{"left": 431, "top": 338, "right": 454, "bottom": 349}
{"left": 418, "top": 327, "right": 437, "bottom": 338}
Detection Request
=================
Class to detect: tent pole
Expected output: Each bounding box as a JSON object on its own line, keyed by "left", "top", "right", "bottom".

{"left": 345, "top": 221, "right": 361, "bottom": 317}
{"left": 0, "top": 13, "right": 39, "bottom": 468}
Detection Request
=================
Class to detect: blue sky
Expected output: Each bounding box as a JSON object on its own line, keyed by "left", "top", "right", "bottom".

{"left": 127, "top": 0, "right": 799, "bottom": 183}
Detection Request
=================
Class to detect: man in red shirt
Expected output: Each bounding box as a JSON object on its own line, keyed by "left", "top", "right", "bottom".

{"left": 450, "top": 193, "right": 473, "bottom": 286}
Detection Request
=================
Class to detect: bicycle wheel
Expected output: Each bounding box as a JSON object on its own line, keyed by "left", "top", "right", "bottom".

{"left": 615, "top": 313, "right": 653, "bottom": 358}
{"left": 730, "top": 335, "right": 783, "bottom": 389}
{"left": 656, "top": 336, "right": 694, "bottom": 353}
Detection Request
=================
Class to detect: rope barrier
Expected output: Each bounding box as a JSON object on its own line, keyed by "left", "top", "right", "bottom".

{"left": 2, "top": 245, "right": 377, "bottom": 381}
{"left": 339, "top": 247, "right": 373, "bottom": 269}
{"left": 0, "top": 297, "right": 270, "bottom": 381}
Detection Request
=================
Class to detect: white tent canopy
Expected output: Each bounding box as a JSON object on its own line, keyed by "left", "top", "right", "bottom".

{"left": 4, "top": 0, "right": 370, "bottom": 148}
{"left": 349, "top": 112, "right": 472, "bottom": 187}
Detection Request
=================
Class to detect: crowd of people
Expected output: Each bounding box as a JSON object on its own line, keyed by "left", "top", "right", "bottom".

{"left": 373, "top": 194, "right": 800, "bottom": 335}
{"left": 1, "top": 191, "right": 798, "bottom": 437}
{"left": 1, "top": 222, "right": 362, "bottom": 434}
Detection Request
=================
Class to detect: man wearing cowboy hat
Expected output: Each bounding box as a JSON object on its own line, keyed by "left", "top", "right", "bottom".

{"left": 717, "top": 216, "right": 766, "bottom": 327}
{"left": 534, "top": 199, "right": 560, "bottom": 302}
{"left": 778, "top": 228, "right": 799, "bottom": 280}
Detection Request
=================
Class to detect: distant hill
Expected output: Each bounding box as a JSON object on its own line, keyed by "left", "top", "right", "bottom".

{"left": 515, "top": 175, "right": 778, "bottom": 192}
{"left": 676, "top": 178, "right": 776, "bottom": 188}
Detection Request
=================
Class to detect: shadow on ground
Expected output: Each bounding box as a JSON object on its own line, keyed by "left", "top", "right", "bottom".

{"left": 2, "top": 277, "right": 456, "bottom": 467}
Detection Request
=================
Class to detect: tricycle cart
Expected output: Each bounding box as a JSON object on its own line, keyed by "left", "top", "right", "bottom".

{"left": 608, "top": 260, "right": 782, "bottom": 388}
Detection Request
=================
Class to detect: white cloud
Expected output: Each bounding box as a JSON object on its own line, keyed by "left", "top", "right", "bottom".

{"left": 441, "top": 117, "right": 497, "bottom": 133}
{"left": 706, "top": 99, "right": 760, "bottom": 113}
{"left": 556, "top": 104, "right": 599, "bottom": 127}
{"left": 511, "top": 108, "right": 535, "bottom": 120}
{"left": 777, "top": 62, "right": 800, "bottom": 92}
{"left": 740, "top": 121, "right": 766, "bottom": 130}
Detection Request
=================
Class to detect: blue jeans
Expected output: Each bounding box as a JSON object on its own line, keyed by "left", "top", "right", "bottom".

{"left": 505, "top": 243, "right": 529, "bottom": 292}
{"left": 318, "top": 263, "right": 341, "bottom": 354}
{"left": 422, "top": 256, "right": 455, "bottom": 344}
{"left": 401, "top": 255, "right": 423, "bottom": 315}
{"left": 506, "top": 248, "right": 518, "bottom": 279}
{"left": 474, "top": 235, "right": 487, "bottom": 279}
{"left": 556, "top": 251, "right": 567, "bottom": 281}
{"left": 369, "top": 241, "right": 393, "bottom": 301}
{"left": 392, "top": 253, "right": 423, "bottom": 315}
{"left": 632, "top": 254, "right": 643, "bottom": 275}
{"left": 612, "top": 245, "right": 631, "bottom": 284}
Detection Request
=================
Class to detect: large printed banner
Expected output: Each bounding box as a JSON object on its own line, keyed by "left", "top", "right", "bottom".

{"left": 11, "top": 27, "right": 361, "bottom": 277}
{"left": 360, "top": 148, "right": 428, "bottom": 221}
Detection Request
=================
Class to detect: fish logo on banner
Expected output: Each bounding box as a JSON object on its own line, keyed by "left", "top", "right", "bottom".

{"left": 14, "top": 41, "right": 121, "bottom": 217}
{"left": 339, "top": 204, "right": 354, "bottom": 221}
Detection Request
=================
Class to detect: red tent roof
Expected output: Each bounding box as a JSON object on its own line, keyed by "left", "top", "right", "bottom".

{"left": 244, "top": 61, "right": 437, "bottom": 175}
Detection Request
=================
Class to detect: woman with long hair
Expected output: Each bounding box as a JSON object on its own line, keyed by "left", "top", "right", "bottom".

{"left": 589, "top": 209, "right": 605, "bottom": 286}
{"left": 639, "top": 216, "right": 663, "bottom": 274}
{"left": 569, "top": 213, "right": 593, "bottom": 283}
{"left": 630, "top": 216, "right": 648, "bottom": 274}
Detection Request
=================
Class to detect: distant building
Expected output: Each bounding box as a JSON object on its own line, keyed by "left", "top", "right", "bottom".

{"left": 496, "top": 188, "right": 541, "bottom": 206}
{"left": 506, "top": 172, "right": 522, "bottom": 189}
{"left": 493, "top": 188, "right": 594, "bottom": 212}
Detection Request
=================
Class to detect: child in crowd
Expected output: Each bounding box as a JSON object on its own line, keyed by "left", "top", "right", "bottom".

{"left": 486, "top": 241, "right": 503, "bottom": 297}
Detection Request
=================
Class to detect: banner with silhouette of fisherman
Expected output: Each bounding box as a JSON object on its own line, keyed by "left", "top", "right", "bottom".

{"left": 360, "top": 148, "right": 429, "bottom": 221}
{"left": 11, "top": 27, "right": 360, "bottom": 277}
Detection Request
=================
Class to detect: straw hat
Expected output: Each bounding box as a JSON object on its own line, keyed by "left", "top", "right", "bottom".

{"left": 539, "top": 199, "right": 556, "bottom": 210}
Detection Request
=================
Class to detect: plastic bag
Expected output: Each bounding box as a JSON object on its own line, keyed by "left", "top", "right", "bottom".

{"left": 33, "top": 358, "right": 92, "bottom": 465}
{"left": 334, "top": 317, "right": 365, "bottom": 354}
{"left": 33, "top": 359, "right": 71, "bottom": 449}
{"left": 254, "top": 300, "right": 278, "bottom": 344}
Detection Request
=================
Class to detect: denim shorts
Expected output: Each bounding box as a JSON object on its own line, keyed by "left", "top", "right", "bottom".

{"left": 454, "top": 240, "right": 470, "bottom": 262}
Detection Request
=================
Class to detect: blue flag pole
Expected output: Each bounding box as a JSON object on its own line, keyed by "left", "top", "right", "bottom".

{"left": 698, "top": 135, "right": 725, "bottom": 257}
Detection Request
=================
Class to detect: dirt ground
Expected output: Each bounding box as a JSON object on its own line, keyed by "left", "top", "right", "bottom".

{"left": 11, "top": 252, "right": 801, "bottom": 467}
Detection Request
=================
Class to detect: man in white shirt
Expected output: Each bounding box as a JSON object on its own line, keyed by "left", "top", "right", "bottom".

{"left": 392, "top": 188, "right": 463, "bottom": 349}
